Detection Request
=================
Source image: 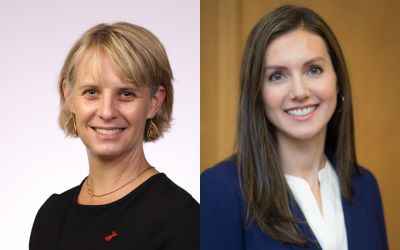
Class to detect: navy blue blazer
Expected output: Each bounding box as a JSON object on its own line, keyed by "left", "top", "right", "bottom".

{"left": 201, "top": 156, "right": 388, "bottom": 250}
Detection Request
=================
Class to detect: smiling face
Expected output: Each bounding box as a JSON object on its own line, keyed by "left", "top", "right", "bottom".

{"left": 64, "top": 53, "right": 164, "bottom": 159}
{"left": 262, "top": 29, "right": 337, "bottom": 143}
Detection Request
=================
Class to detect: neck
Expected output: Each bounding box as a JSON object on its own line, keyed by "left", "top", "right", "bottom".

{"left": 86, "top": 147, "right": 151, "bottom": 193}
{"left": 278, "top": 130, "right": 326, "bottom": 186}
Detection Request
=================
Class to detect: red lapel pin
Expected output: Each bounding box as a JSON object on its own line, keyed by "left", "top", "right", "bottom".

{"left": 105, "top": 231, "right": 118, "bottom": 241}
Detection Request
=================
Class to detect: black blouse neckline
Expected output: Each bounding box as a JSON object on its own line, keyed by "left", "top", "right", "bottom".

{"left": 72, "top": 173, "right": 166, "bottom": 210}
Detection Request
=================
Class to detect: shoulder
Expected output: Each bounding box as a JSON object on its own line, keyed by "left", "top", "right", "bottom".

{"left": 33, "top": 185, "right": 79, "bottom": 222}
{"left": 325, "top": 146, "right": 381, "bottom": 199}
{"left": 201, "top": 158, "right": 244, "bottom": 211}
{"left": 325, "top": 148, "right": 381, "bottom": 195}
{"left": 351, "top": 165, "right": 381, "bottom": 196}
{"left": 145, "top": 174, "right": 199, "bottom": 227}
{"left": 149, "top": 174, "right": 199, "bottom": 250}
{"left": 201, "top": 157, "right": 242, "bottom": 197}
{"left": 148, "top": 174, "right": 198, "bottom": 222}
{"left": 30, "top": 185, "right": 80, "bottom": 249}
{"left": 41, "top": 185, "right": 79, "bottom": 208}
{"left": 152, "top": 174, "right": 199, "bottom": 209}
{"left": 348, "top": 165, "right": 386, "bottom": 225}
{"left": 201, "top": 158, "right": 240, "bottom": 194}
{"left": 349, "top": 165, "right": 385, "bottom": 216}
{"left": 200, "top": 159, "right": 246, "bottom": 250}
{"left": 32, "top": 185, "right": 79, "bottom": 221}
{"left": 348, "top": 165, "right": 388, "bottom": 248}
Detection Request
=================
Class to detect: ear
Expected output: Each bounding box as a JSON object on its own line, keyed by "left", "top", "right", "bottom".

{"left": 147, "top": 85, "right": 166, "bottom": 119}
{"left": 62, "top": 80, "right": 75, "bottom": 113}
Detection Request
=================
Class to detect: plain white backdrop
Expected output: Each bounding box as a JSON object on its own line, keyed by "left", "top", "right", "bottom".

{"left": 0, "top": 0, "right": 199, "bottom": 248}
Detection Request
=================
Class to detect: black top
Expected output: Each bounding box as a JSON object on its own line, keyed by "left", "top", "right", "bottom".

{"left": 30, "top": 173, "right": 199, "bottom": 250}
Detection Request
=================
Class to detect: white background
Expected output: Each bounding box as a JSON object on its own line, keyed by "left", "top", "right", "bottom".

{"left": 0, "top": 0, "right": 199, "bottom": 248}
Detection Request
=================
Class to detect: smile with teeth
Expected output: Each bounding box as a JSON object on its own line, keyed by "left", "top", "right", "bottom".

{"left": 94, "top": 128, "right": 124, "bottom": 135}
{"left": 286, "top": 105, "right": 317, "bottom": 117}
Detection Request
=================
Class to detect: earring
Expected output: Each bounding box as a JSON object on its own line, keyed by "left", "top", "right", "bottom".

{"left": 336, "top": 95, "right": 345, "bottom": 113}
{"left": 146, "top": 119, "right": 159, "bottom": 141}
{"left": 72, "top": 114, "right": 78, "bottom": 135}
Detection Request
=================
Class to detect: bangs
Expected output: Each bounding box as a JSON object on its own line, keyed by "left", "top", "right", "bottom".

{"left": 101, "top": 33, "right": 151, "bottom": 88}
{"left": 69, "top": 33, "right": 150, "bottom": 89}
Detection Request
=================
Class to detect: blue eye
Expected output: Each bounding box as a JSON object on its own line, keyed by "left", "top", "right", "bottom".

{"left": 308, "top": 65, "right": 323, "bottom": 75}
{"left": 269, "top": 72, "right": 285, "bottom": 81}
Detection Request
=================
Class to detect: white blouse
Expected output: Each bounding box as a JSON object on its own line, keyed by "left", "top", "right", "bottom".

{"left": 285, "top": 160, "right": 348, "bottom": 250}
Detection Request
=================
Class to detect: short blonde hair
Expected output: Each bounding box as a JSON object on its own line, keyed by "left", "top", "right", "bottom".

{"left": 59, "top": 22, "right": 173, "bottom": 141}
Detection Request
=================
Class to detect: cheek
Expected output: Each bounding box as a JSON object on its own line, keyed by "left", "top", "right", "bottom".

{"left": 125, "top": 111, "right": 142, "bottom": 124}
{"left": 315, "top": 78, "right": 338, "bottom": 117}
{"left": 262, "top": 86, "right": 284, "bottom": 112}
{"left": 318, "top": 77, "right": 337, "bottom": 105}
{"left": 123, "top": 104, "right": 149, "bottom": 125}
{"left": 72, "top": 100, "right": 96, "bottom": 121}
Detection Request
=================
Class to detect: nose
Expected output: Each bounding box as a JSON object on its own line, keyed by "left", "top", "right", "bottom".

{"left": 97, "top": 93, "right": 118, "bottom": 121}
{"left": 289, "top": 75, "right": 309, "bottom": 101}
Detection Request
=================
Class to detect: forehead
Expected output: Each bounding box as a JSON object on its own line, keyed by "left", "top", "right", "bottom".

{"left": 75, "top": 51, "right": 131, "bottom": 86}
{"left": 77, "top": 51, "right": 110, "bottom": 76}
{"left": 265, "top": 29, "right": 330, "bottom": 65}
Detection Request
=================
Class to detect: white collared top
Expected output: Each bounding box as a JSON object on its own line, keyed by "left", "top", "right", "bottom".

{"left": 285, "top": 160, "right": 348, "bottom": 250}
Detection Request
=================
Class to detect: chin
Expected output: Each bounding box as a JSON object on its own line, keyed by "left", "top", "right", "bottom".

{"left": 291, "top": 133, "right": 320, "bottom": 141}
{"left": 280, "top": 125, "right": 326, "bottom": 142}
{"left": 88, "top": 145, "right": 128, "bottom": 159}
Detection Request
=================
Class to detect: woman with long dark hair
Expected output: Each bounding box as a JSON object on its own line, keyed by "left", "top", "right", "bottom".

{"left": 201, "top": 5, "right": 387, "bottom": 250}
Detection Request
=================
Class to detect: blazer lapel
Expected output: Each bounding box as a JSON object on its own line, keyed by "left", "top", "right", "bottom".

{"left": 289, "top": 196, "right": 321, "bottom": 249}
{"left": 342, "top": 197, "right": 353, "bottom": 249}
{"left": 341, "top": 180, "right": 370, "bottom": 250}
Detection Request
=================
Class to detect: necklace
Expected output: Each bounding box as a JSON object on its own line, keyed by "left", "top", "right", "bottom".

{"left": 86, "top": 166, "right": 154, "bottom": 198}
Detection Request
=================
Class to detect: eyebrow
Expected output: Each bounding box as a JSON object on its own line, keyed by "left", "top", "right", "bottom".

{"left": 265, "top": 56, "right": 326, "bottom": 71}
{"left": 77, "top": 82, "right": 139, "bottom": 90}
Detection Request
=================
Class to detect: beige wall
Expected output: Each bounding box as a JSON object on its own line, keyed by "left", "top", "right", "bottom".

{"left": 201, "top": 0, "right": 400, "bottom": 248}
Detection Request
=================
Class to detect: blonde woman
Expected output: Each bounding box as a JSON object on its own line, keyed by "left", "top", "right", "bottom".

{"left": 30, "top": 23, "right": 199, "bottom": 250}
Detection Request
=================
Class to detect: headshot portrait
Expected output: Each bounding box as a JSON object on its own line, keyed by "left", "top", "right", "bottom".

{"left": 0, "top": 0, "right": 199, "bottom": 249}
{"left": 201, "top": 1, "right": 399, "bottom": 249}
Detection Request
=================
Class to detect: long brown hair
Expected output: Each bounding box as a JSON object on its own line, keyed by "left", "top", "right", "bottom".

{"left": 237, "top": 5, "right": 359, "bottom": 245}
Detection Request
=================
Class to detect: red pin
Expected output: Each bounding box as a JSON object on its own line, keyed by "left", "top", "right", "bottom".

{"left": 105, "top": 231, "right": 118, "bottom": 241}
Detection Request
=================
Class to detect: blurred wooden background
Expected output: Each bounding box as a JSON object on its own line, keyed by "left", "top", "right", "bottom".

{"left": 201, "top": 0, "right": 400, "bottom": 248}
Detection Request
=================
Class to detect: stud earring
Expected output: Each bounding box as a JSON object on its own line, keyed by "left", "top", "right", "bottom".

{"left": 336, "top": 95, "right": 345, "bottom": 113}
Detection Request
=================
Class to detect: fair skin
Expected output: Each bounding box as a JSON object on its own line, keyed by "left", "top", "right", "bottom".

{"left": 63, "top": 53, "right": 165, "bottom": 205}
{"left": 263, "top": 29, "right": 337, "bottom": 213}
